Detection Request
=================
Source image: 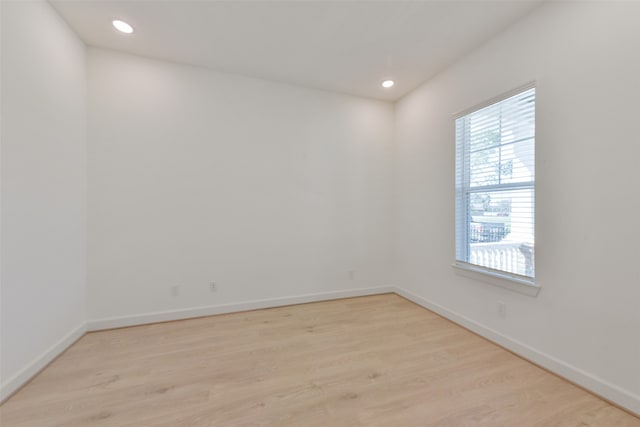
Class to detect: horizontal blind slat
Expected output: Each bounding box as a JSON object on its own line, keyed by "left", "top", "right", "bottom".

{"left": 455, "top": 86, "right": 535, "bottom": 279}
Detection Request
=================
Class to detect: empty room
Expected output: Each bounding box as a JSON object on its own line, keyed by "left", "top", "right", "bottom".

{"left": 1, "top": 0, "right": 639, "bottom": 425}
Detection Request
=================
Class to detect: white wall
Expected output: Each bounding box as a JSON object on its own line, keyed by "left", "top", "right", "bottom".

{"left": 87, "top": 48, "right": 394, "bottom": 322}
{"left": 3, "top": 0, "right": 637, "bottom": 413}
{"left": 0, "top": 0, "right": 87, "bottom": 398}
{"left": 394, "top": 0, "right": 640, "bottom": 412}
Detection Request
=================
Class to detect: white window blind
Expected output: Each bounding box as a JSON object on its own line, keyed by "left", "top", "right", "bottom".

{"left": 455, "top": 86, "right": 535, "bottom": 281}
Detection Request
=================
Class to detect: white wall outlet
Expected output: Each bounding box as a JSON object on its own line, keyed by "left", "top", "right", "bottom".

{"left": 171, "top": 285, "right": 180, "bottom": 297}
{"left": 498, "top": 301, "right": 507, "bottom": 318}
{"left": 348, "top": 270, "right": 355, "bottom": 280}
{"left": 209, "top": 282, "right": 217, "bottom": 292}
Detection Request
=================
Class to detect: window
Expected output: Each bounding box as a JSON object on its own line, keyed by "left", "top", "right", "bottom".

{"left": 455, "top": 85, "right": 535, "bottom": 283}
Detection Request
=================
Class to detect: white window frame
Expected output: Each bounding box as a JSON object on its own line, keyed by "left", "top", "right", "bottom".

{"left": 453, "top": 83, "right": 540, "bottom": 296}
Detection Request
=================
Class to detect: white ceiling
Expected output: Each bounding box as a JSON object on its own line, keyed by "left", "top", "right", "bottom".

{"left": 50, "top": 0, "right": 542, "bottom": 101}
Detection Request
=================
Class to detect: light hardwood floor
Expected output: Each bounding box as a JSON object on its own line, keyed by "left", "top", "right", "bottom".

{"left": 1, "top": 294, "right": 638, "bottom": 426}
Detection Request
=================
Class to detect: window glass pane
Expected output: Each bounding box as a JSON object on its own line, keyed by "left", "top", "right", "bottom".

{"left": 468, "top": 189, "right": 535, "bottom": 277}
{"left": 469, "top": 116, "right": 501, "bottom": 151}
{"left": 455, "top": 86, "right": 535, "bottom": 280}
{"left": 470, "top": 146, "right": 500, "bottom": 186}
{"left": 499, "top": 140, "right": 534, "bottom": 184}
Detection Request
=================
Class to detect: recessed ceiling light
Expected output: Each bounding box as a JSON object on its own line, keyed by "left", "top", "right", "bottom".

{"left": 381, "top": 80, "right": 395, "bottom": 88}
{"left": 112, "top": 19, "right": 134, "bottom": 34}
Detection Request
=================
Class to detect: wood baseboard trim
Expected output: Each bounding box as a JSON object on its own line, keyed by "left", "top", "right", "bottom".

{"left": 393, "top": 286, "right": 640, "bottom": 417}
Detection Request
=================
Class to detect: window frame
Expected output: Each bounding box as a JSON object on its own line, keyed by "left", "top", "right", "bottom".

{"left": 453, "top": 82, "right": 539, "bottom": 295}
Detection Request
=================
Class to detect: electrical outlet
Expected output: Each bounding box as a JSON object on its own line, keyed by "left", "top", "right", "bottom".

{"left": 498, "top": 301, "right": 506, "bottom": 318}
{"left": 209, "top": 282, "right": 217, "bottom": 292}
{"left": 171, "top": 285, "right": 180, "bottom": 297}
{"left": 348, "top": 270, "right": 355, "bottom": 280}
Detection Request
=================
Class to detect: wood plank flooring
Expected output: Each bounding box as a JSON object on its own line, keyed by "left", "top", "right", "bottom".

{"left": 1, "top": 294, "right": 638, "bottom": 426}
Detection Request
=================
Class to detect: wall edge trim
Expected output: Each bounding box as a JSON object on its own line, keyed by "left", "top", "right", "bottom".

{"left": 86, "top": 286, "right": 395, "bottom": 331}
{"left": 0, "top": 322, "right": 87, "bottom": 404}
{"left": 394, "top": 286, "right": 640, "bottom": 416}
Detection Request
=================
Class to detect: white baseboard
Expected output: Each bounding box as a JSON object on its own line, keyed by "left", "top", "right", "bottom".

{"left": 0, "top": 322, "right": 87, "bottom": 404}
{"left": 87, "top": 286, "right": 395, "bottom": 331}
{"left": 394, "top": 286, "right": 640, "bottom": 416}
{"left": 3, "top": 287, "right": 638, "bottom": 417}
{"left": 1, "top": 287, "right": 391, "bottom": 405}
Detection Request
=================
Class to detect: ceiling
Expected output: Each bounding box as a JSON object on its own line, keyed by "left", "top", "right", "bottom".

{"left": 50, "top": 0, "right": 542, "bottom": 102}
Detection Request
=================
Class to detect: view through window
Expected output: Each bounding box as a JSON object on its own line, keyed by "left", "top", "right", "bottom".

{"left": 455, "top": 86, "right": 535, "bottom": 280}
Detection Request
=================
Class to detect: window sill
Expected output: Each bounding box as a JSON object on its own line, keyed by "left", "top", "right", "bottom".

{"left": 452, "top": 262, "right": 541, "bottom": 297}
